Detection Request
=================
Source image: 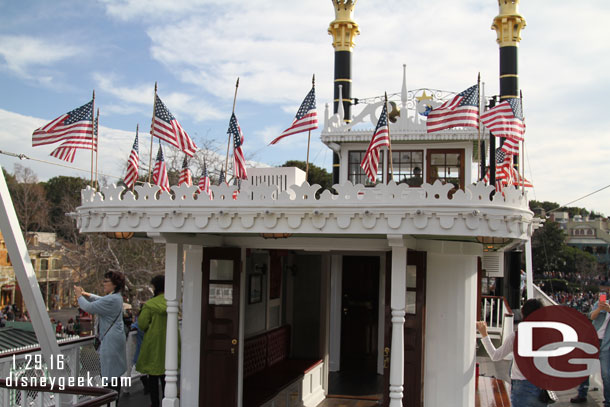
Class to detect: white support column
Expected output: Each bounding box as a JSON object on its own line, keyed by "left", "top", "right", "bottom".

{"left": 525, "top": 238, "right": 534, "bottom": 299}
{"left": 180, "top": 245, "right": 203, "bottom": 407}
{"left": 163, "top": 243, "right": 183, "bottom": 407}
{"left": 0, "top": 167, "right": 62, "bottom": 372}
{"left": 388, "top": 235, "right": 406, "bottom": 407}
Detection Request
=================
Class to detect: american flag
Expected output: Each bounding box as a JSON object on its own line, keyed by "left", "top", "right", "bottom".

{"left": 426, "top": 84, "right": 479, "bottom": 133}
{"left": 178, "top": 156, "right": 192, "bottom": 186}
{"left": 361, "top": 102, "right": 390, "bottom": 183}
{"left": 270, "top": 86, "right": 318, "bottom": 145}
{"left": 152, "top": 144, "right": 170, "bottom": 192}
{"left": 151, "top": 95, "right": 198, "bottom": 157}
{"left": 32, "top": 100, "right": 94, "bottom": 147}
{"left": 123, "top": 133, "right": 139, "bottom": 189}
{"left": 198, "top": 164, "right": 212, "bottom": 198}
{"left": 501, "top": 137, "right": 519, "bottom": 156}
{"left": 480, "top": 98, "right": 525, "bottom": 142}
{"left": 228, "top": 113, "right": 248, "bottom": 179}
{"left": 483, "top": 148, "right": 512, "bottom": 192}
{"left": 48, "top": 112, "right": 98, "bottom": 162}
{"left": 511, "top": 170, "right": 533, "bottom": 188}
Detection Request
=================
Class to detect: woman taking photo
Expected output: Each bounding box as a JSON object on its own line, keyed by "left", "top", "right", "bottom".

{"left": 477, "top": 298, "right": 549, "bottom": 406}
{"left": 74, "top": 271, "right": 127, "bottom": 403}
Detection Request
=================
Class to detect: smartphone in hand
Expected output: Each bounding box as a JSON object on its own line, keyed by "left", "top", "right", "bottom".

{"left": 600, "top": 293, "right": 607, "bottom": 303}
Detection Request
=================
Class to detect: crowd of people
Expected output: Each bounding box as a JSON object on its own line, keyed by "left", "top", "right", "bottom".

{"left": 549, "top": 291, "right": 598, "bottom": 314}
{"left": 539, "top": 270, "right": 610, "bottom": 287}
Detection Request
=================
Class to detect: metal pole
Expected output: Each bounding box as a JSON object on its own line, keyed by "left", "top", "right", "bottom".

{"left": 90, "top": 90, "right": 95, "bottom": 187}
{"left": 148, "top": 82, "right": 158, "bottom": 183}
{"left": 224, "top": 78, "right": 240, "bottom": 183}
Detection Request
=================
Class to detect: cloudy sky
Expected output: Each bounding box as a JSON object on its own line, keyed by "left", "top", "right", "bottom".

{"left": 1, "top": 1, "right": 610, "bottom": 215}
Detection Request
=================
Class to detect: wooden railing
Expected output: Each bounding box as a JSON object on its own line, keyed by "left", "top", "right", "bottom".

{"left": 0, "top": 378, "right": 117, "bottom": 407}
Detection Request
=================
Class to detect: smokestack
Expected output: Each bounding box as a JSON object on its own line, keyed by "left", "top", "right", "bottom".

{"left": 328, "top": 0, "right": 359, "bottom": 122}
{"left": 490, "top": 0, "right": 526, "bottom": 185}
{"left": 492, "top": 0, "right": 526, "bottom": 99}
{"left": 328, "top": 0, "right": 359, "bottom": 184}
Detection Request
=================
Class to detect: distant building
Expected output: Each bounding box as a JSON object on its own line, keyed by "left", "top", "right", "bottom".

{"left": 552, "top": 211, "right": 610, "bottom": 277}
{"left": 0, "top": 231, "right": 76, "bottom": 311}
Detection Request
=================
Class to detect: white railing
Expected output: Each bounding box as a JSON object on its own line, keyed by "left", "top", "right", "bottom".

{"left": 0, "top": 331, "right": 140, "bottom": 406}
{"left": 480, "top": 296, "right": 514, "bottom": 342}
{"left": 532, "top": 284, "right": 558, "bottom": 307}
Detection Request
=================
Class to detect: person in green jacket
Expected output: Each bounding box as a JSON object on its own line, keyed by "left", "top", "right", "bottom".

{"left": 135, "top": 275, "right": 167, "bottom": 407}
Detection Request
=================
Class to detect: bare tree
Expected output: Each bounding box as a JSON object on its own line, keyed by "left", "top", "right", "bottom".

{"left": 9, "top": 164, "right": 49, "bottom": 233}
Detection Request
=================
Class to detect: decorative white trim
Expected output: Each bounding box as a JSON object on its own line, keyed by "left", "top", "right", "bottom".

{"left": 76, "top": 181, "right": 535, "bottom": 241}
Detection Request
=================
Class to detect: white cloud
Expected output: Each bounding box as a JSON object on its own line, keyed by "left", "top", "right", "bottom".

{"left": 0, "top": 35, "right": 82, "bottom": 82}
{"left": 92, "top": 72, "right": 225, "bottom": 122}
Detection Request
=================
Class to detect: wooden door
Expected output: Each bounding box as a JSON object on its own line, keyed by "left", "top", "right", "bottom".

{"left": 341, "top": 256, "right": 379, "bottom": 372}
{"left": 199, "top": 247, "right": 242, "bottom": 407}
{"left": 404, "top": 250, "right": 426, "bottom": 407}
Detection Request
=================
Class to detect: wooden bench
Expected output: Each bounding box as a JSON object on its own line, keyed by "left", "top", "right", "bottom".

{"left": 243, "top": 325, "right": 324, "bottom": 407}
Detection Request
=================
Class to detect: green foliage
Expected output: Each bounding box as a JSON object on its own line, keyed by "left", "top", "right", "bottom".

{"left": 529, "top": 200, "right": 559, "bottom": 215}
{"left": 532, "top": 218, "right": 597, "bottom": 284}
{"left": 280, "top": 160, "right": 332, "bottom": 190}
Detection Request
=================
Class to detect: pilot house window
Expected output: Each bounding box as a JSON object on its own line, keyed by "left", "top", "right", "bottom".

{"left": 348, "top": 151, "right": 384, "bottom": 185}
{"left": 427, "top": 149, "right": 465, "bottom": 190}
{"left": 389, "top": 150, "right": 424, "bottom": 186}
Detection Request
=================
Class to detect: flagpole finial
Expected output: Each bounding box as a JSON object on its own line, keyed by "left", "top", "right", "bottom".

{"left": 236, "top": 77, "right": 240, "bottom": 88}
{"left": 312, "top": 74, "right": 315, "bottom": 86}
{"left": 154, "top": 81, "right": 158, "bottom": 93}
{"left": 92, "top": 89, "right": 95, "bottom": 100}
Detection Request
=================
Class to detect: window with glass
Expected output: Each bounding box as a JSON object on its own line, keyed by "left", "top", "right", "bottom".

{"left": 389, "top": 150, "right": 424, "bottom": 186}
{"left": 348, "top": 151, "right": 384, "bottom": 186}
{"left": 426, "top": 149, "right": 465, "bottom": 190}
{"left": 40, "top": 259, "right": 48, "bottom": 271}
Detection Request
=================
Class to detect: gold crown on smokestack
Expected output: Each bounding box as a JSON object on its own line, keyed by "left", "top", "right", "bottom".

{"left": 492, "top": 0, "right": 526, "bottom": 47}
{"left": 329, "top": 0, "right": 360, "bottom": 52}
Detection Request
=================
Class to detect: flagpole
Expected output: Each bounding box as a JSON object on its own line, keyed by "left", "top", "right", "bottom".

{"left": 477, "top": 73, "right": 481, "bottom": 181}
{"left": 385, "top": 92, "right": 394, "bottom": 182}
{"left": 94, "top": 108, "right": 100, "bottom": 189}
{"left": 305, "top": 74, "right": 315, "bottom": 183}
{"left": 90, "top": 90, "right": 95, "bottom": 187}
{"left": 224, "top": 77, "right": 239, "bottom": 183}
{"left": 520, "top": 90, "right": 525, "bottom": 196}
{"left": 134, "top": 123, "right": 139, "bottom": 191}
{"left": 148, "top": 81, "right": 158, "bottom": 183}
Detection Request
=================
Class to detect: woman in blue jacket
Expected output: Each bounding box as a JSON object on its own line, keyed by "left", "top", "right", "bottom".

{"left": 75, "top": 271, "right": 127, "bottom": 403}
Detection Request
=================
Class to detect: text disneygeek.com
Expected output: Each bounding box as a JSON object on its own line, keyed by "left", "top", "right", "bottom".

{"left": 5, "top": 372, "right": 131, "bottom": 391}
{"left": 6, "top": 354, "right": 130, "bottom": 391}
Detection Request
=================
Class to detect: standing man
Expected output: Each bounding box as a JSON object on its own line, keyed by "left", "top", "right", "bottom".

{"left": 572, "top": 295, "right": 610, "bottom": 405}
{"left": 135, "top": 275, "right": 168, "bottom": 407}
